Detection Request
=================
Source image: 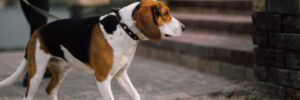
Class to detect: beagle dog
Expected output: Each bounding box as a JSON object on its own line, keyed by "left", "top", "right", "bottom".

{"left": 0, "top": 0, "right": 185, "bottom": 100}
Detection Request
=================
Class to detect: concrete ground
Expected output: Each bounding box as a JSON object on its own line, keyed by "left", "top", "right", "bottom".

{"left": 0, "top": 50, "right": 232, "bottom": 100}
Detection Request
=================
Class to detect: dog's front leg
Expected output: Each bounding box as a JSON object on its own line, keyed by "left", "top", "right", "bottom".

{"left": 96, "top": 77, "right": 114, "bottom": 100}
{"left": 114, "top": 70, "right": 141, "bottom": 100}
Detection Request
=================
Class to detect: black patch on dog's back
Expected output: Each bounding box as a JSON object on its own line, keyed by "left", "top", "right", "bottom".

{"left": 100, "top": 15, "right": 118, "bottom": 34}
{"left": 39, "top": 16, "right": 100, "bottom": 63}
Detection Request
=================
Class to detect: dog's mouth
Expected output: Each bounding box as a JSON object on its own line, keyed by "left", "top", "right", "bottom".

{"left": 164, "top": 34, "right": 172, "bottom": 37}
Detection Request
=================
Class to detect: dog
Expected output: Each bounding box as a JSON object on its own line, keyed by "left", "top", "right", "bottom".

{"left": 0, "top": 0, "right": 185, "bottom": 100}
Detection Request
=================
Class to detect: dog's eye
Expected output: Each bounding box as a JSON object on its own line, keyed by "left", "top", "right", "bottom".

{"left": 164, "top": 12, "right": 169, "bottom": 17}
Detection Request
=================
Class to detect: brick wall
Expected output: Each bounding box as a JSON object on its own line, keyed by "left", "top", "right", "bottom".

{"left": 252, "top": 0, "right": 300, "bottom": 99}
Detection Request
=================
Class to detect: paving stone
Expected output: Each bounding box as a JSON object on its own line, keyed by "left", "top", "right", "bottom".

{"left": 220, "top": 62, "right": 246, "bottom": 80}
{"left": 246, "top": 67, "right": 257, "bottom": 81}
{"left": 257, "top": 81, "right": 286, "bottom": 97}
{"left": 198, "top": 58, "right": 220, "bottom": 74}
{"left": 162, "top": 50, "right": 179, "bottom": 65}
{"left": 154, "top": 92, "right": 191, "bottom": 100}
{"left": 178, "top": 54, "right": 199, "bottom": 70}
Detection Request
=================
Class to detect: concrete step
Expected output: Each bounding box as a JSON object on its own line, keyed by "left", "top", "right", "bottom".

{"left": 173, "top": 12, "right": 252, "bottom": 35}
{"left": 136, "top": 32, "right": 255, "bottom": 81}
{"left": 168, "top": 0, "right": 252, "bottom": 15}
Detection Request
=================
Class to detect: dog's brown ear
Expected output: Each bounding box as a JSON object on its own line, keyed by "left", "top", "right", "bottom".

{"left": 134, "top": 5, "right": 162, "bottom": 41}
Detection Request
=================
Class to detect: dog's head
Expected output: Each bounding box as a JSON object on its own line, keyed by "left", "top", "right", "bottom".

{"left": 134, "top": 0, "right": 185, "bottom": 41}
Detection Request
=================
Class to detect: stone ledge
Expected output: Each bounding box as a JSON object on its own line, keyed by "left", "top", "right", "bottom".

{"left": 173, "top": 13, "right": 252, "bottom": 35}
{"left": 168, "top": 0, "right": 252, "bottom": 15}
{"left": 141, "top": 32, "right": 253, "bottom": 67}
{"left": 136, "top": 45, "right": 256, "bottom": 81}
{"left": 136, "top": 32, "right": 255, "bottom": 81}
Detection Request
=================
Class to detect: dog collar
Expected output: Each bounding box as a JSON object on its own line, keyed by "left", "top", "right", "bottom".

{"left": 112, "top": 8, "right": 139, "bottom": 40}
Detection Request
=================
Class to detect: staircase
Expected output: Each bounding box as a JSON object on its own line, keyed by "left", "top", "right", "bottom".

{"left": 136, "top": 0, "right": 255, "bottom": 81}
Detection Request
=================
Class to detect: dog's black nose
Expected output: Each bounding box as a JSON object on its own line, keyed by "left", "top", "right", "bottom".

{"left": 181, "top": 24, "right": 186, "bottom": 31}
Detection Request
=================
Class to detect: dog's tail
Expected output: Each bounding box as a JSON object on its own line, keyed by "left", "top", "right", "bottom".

{"left": 0, "top": 59, "right": 28, "bottom": 87}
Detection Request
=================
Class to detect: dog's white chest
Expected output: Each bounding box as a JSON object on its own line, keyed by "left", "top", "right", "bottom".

{"left": 99, "top": 22, "right": 139, "bottom": 76}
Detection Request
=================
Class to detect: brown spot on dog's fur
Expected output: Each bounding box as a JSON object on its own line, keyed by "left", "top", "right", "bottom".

{"left": 88, "top": 24, "right": 114, "bottom": 82}
{"left": 134, "top": 0, "right": 162, "bottom": 41}
{"left": 45, "top": 66, "right": 59, "bottom": 94}
{"left": 155, "top": 2, "right": 172, "bottom": 26}
{"left": 25, "top": 29, "right": 39, "bottom": 97}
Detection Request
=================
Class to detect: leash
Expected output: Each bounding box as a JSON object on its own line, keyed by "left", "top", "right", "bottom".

{"left": 112, "top": 8, "right": 139, "bottom": 40}
{"left": 22, "top": 0, "right": 60, "bottom": 20}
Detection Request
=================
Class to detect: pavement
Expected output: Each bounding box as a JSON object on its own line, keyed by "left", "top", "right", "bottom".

{"left": 0, "top": 50, "right": 232, "bottom": 100}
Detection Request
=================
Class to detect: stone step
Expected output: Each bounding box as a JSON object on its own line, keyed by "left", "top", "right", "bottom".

{"left": 168, "top": 0, "right": 252, "bottom": 15}
{"left": 173, "top": 12, "right": 252, "bottom": 35}
{"left": 136, "top": 31, "right": 256, "bottom": 81}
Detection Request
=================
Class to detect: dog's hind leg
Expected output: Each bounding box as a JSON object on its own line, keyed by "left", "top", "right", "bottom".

{"left": 45, "top": 58, "right": 70, "bottom": 100}
{"left": 23, "top": 41, "right": 51, "bottom": 100}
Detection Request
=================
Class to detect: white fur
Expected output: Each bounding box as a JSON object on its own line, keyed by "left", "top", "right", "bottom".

{"left": 159, "top": 17, "right": 183, "bottom": 37}
{"left": 114, "top": 70, "right": 140, "bottom": 100}
{"left": 97, "top": 76, "right": 114, "bottom": 100}
{"left": 24, "top": 39, "right": 52, "bottom": 100}
{"left": 97, "top": 2, "right": 143, "bottom": 100}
